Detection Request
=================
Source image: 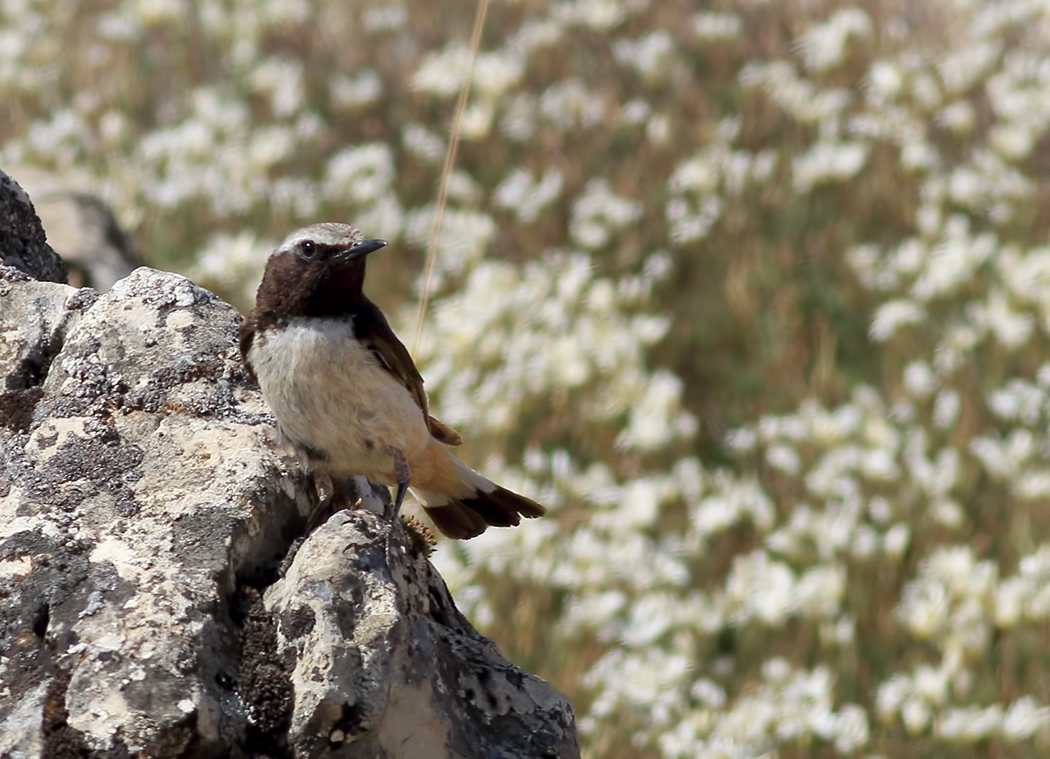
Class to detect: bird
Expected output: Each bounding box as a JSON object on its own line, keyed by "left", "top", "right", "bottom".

{"left": 239, "top": 222, "right": 546, "bottom": 539}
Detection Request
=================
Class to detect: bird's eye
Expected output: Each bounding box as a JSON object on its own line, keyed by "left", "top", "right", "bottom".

{"left": 300, "top": 240, "right": 316, "bottom": 258}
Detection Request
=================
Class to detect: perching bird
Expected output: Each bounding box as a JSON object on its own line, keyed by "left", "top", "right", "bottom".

{"left": 239, "top": 222, "right": 546, "bottom": 539}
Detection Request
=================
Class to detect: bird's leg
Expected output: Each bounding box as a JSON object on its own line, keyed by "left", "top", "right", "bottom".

{"left": 281, "top": 473, "right": 359, "bottom": 577}
{"left": 391, "top": 447, "right": 410, "bottom": 519}
{"left": 304, "top": 473, "right": 360, "bottom": 534}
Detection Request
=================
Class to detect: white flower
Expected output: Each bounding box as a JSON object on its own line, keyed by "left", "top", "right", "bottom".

{"left": 902, "top": 698, "right": 931, "bottom": 734}
{"left": 551, "top": 0, "right": 635, "bottom": 31}
{"left": 691, "top": 679, "right": 727, "bottom": 708}
{"left": 494, "top": 168, "right": 564, "bottom": 223}
{"left": 1001, "top": 696, "right": 1048, "bottom": 741}
{"left": 693, "top": 12, "right": 741, "bottom": 41}
{"left": 412, "top": 44, "right": 472, "bottom": 97}
{"left": 570, "top": 179, "right": 642, "bottom": 249}
{"left": 798, "top": 8, "right": 872, "bottom": 73}
{"left": 792, "top": 142, "right": 869, "bottom": 192}
{"left": 765, "top": 444, "right": 800, "bottom": 475}
{"left": 867, "top": 60, "right": 904, "bottom": 101}
{"left": 725, "top": 551, "right": 795, "bottom": 624}
{"left": 402, "top": 123, "right": 445, "bottom": 164}
{"left": 931, "top": 499, "right": 965, "bottom": 530}
{"left": 940, "top": 41, "right": 1000, "bottom": 94}
{"left": 903, "top": 362, "right": 936, "bottom": 399}
{"left": 883, "top": 524, "right": 910, "bottom": 559}
{"left": 936, "top": 101, "right": 976, "bottom": 135}
{"left": 540, "top": 78, "right": 605, "bottom": 129}
{"left": 613, "top": 30, "right": 676, "bottom": 82}
{"left": 870, "top": 300, "right": 926, "bottom": 341}
{"left": 1014, "top": 471, "right": 1050, "bottom": 500}
{"left": 932, "top": 388, "right": 961, "bottom": 429}
{"left": 250, "top": 57, "right": 305, "bottom": 118}
{"left": 938, "top": 705, "right": 1003, "bottom": 741}
{"left": 832, "top": 704, "right": 870, "bottom": 752}
{"left": 323, "top": 143, "right": 395, "bottom": 204}
{"left": 994, "top": 577, "right": 1028, "bottom": 628}
{"left": 876, "top": 675, "right": 909, "bottom": 719}
{"left": 911, "top": 218, "right": 995, "bottom": 301}
{"left": 473, "top": 51, "right": 525, "bottom": 99}
{"left": 329, "top": 70, "right": 383, "bottom": 109}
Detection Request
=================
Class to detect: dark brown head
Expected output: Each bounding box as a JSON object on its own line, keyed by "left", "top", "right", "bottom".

{"left": 252, "top": 222, "right": 387, "bottom": 321}
{"left": 240, "top": 223, "right": 386, "bottom": 371}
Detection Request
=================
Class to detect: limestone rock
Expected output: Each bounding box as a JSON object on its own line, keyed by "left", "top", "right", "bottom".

{"left": 266, "top": 510, "right": 577, "bottom": 758}
{"left": 0, "top": 182, "right": 578, "bottom": 758}
{"left": 0, "top": 266, "right": 312, "bottom": 758}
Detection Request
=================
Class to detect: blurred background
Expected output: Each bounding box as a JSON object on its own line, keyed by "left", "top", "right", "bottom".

{"left": 5, "top": 0, "right": 1050, "bottom": 756}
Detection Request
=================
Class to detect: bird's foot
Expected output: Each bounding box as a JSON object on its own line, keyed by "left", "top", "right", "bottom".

{"left": 390, "top": 448, "right": 410, "bottom": 520}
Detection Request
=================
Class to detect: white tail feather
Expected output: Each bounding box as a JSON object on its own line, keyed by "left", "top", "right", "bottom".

{"left": 410, "top": 456, "right": 494, "bottom": 508}
{"left": 452, "top": 456, "right": 497, "bottom": 494}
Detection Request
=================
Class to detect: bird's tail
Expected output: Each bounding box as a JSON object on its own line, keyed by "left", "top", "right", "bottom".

{"left": 411, "top": 456, "right": 546, "bottom": 540}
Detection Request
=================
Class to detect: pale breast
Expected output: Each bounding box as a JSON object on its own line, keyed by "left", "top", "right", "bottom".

{"left": 247, "top": 317, "right": 430, "bottom": 481}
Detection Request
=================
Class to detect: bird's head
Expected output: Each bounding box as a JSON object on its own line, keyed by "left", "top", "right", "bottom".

{"left": 253, "top": 222, "right": 387, "bottom": 318}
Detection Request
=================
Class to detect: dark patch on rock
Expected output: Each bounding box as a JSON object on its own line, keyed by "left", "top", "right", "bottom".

{"left": 0, "top": 386, "right": 44, "bottom": 432}
{"left": 206, "top": 385, "right": 238, "bottom": 416}
{"left": 428, "top": 583, "right": 452, "bottom": 628}
{"left": 122, "top": 354, "right": 240, "bottom": 418}
{"left": 7, "top": 351, "right": 48, "bottom": 391}
{"left": 151, "top": 356, "right": 226, "bottom": 389}
{"left": 0, "top": 289, "right": 80, "bottom": 431}
{"left": 0, "top": 531, "right": 93, "bottom": 741}
{"left": 89, "top": 561, "right": 120, "bottom": 593}
{"left": 32, "top": 603, "right": 51, "bottom": 639}
{"left": 0, "top": 530, "right": 93, "bottom": 604}
{"left": 171, "top": 507, "right": 239, "bottom": 572}
{"left": 35, "top": 426, "right": 60, "bottom": 449}
{"left": 279, "top": 604, "right": 315, "bottom": 641}
{"left": 0, "top": 262, "right": 34, "bottom": 283}
{"left": 238, "top": 587, "right": 294, "bottom": 759}
{"left": 334, "top": 700, "right": 369, "bottom": 738}
{"left": 39, "top": 333, "right": 129, "bottom": 420}
{"left": 332, "top": 583, "right": 363, "bottom": 640}
{"left": 34, "top": 432, "right": 144, "bottom": 515}
{"left": 65, "top": 287, "right": 99, "bottom": 311}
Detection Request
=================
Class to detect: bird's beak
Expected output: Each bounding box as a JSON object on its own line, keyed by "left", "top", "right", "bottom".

{"left": 342, "top": 239, "right": 387, "bottom": 260}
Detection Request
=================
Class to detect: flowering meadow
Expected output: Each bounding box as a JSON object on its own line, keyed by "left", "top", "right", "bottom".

{"left": 5, "top": 0, "right": 1050, "bottom": 756}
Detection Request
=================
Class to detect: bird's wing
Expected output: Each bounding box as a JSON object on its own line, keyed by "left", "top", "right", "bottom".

{"left": 426, "top": 415, "right": 463, "bottom": 446}
{"left": 238, "top": 318, "right": 258, "bottom": 383}
{"left": 359, "top": 302, "right": 463, "bottom": 446}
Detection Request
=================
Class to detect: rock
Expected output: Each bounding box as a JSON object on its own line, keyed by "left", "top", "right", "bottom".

{"left": 0, "top": 168, "right": 68, "bottom": 284}
{"left": 0, "top": 183, "right": 578, "bottom": 758}
{"left": 5, "top": 166, "right": 141, "bottom": 291}
{"left": 0, "top": 266, "right": 311, "bottom": 758}
{"left": 266, "top": 510, "right": 578, "bottom": 758}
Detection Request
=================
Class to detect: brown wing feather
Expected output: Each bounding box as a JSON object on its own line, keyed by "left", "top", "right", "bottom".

{"left": 427, "top": 416, "right": 462, "bottom": 446}
{"left": 238, "top": 317, "right": 258, "bottom": 383}
{"left": 359, "top": 301, "right": 462, "bottom": 446}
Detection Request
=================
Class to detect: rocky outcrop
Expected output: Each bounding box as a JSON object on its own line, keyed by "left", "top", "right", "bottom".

{"left": 5, "top": 167, "right": 140, "bottom": 291}
{"left": 0, "top": 169, "right": 578, "bottom": 758}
